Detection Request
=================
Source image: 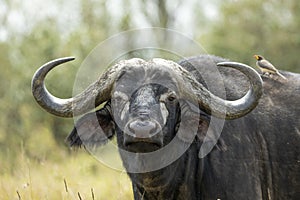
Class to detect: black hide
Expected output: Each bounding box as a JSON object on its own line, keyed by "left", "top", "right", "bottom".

{"left": 68, "top": 55, "right": 300, "bottom": 200}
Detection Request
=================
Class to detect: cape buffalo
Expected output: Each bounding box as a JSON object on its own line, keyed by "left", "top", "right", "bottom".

{"left": 31, "top": 55, "right": 299, "bottom": 199}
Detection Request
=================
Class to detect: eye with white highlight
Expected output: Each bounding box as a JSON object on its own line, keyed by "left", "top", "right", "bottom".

{"left": 159, "top": 91, "right": 177, "bottom": 124}
{"left": 160, "top": 91, "right": 177, "bottom": 103}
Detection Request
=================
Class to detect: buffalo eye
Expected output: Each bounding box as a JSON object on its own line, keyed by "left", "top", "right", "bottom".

{"left": 167, "top": 92, "right": 177, "bottom": 102}
{"left": 160, "top": 91, "right": 177, "bottom": 103}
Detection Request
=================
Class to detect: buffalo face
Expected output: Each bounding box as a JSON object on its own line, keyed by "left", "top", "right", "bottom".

{"left": 111, "top": 66, "right": 182, "bottom": 153}
{"left": 113, "top": 83, "right": 180, "bottom": 153}
{"left": 68, "top": 66, "right": 188, "bottom": 153}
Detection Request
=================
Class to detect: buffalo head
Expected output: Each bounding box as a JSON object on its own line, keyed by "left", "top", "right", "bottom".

{"left": 32, "top": 57, "right": 262, "bottom": 155}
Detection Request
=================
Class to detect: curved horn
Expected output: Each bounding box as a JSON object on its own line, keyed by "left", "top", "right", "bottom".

{"left": 31, "top": 57, "right": 129, "bottom": 117}
{"left": 149, "top": 59, "right": 262, "bottom": 120}
{"left": 215, "top": 62, "right": 263, "bottom": 119}
{"left": 181, "top": 61, "right": 263, "bottom": 119}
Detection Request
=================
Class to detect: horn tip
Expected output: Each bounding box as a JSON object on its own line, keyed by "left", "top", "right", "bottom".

{"left": 63, "top": 56, "right": 75, "bottom": 61}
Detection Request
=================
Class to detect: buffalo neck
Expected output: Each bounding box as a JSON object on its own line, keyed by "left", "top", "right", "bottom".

{"left": 127, "top": 142, "right": 203, "bottom": 200}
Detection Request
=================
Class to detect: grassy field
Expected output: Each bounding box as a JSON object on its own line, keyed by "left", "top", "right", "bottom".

{"left": 0, "top": 148, "right": 133, "bottom": 200}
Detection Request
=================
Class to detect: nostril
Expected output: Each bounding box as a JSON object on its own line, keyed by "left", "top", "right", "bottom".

{"left": 128, "top": 120, "right": 158, "bottom": 138}
{"left": 137, "top": 111, "right": 150, "bottom": 119}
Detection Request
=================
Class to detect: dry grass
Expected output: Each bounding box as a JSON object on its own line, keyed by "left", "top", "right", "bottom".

{"left": 0, "top": 149, "right": 133, "bottom": 200}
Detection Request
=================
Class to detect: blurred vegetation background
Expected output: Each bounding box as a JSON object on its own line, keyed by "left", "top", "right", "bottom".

{"left": 0, "top": 0, "right": 299, "bottom": 199}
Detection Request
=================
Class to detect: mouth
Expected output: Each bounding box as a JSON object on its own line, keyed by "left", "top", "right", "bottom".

{"left": 123, "top": 134, "right": 163, "bottom": 153}
{"left": 125, "top": 140, "right": 162, "bottom": 148}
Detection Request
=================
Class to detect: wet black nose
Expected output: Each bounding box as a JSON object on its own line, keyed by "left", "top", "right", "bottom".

{"left": 124, "top": 119, "right": 163, "bottom": 148}
{"left": 128, "top": 120, "right": 158, "bottom": 138}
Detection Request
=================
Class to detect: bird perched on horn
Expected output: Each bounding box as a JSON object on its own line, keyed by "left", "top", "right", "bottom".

{"left": 253, "top": 55, "right": 286, "bottom": 80}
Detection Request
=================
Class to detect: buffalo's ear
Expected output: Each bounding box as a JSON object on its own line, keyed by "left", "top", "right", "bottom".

{"left": 66, "top": 105, "right": 115, "bottom": 148}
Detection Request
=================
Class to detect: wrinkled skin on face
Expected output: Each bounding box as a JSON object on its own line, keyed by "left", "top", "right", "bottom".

{"left": 113, "top": 84, "right": 180, "bottom": 153}
{"left": 111, "top": 66, "right": 182, "bottom": 153}
{"left": 67, "top": 64, "right": 210, "bottom": 153}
